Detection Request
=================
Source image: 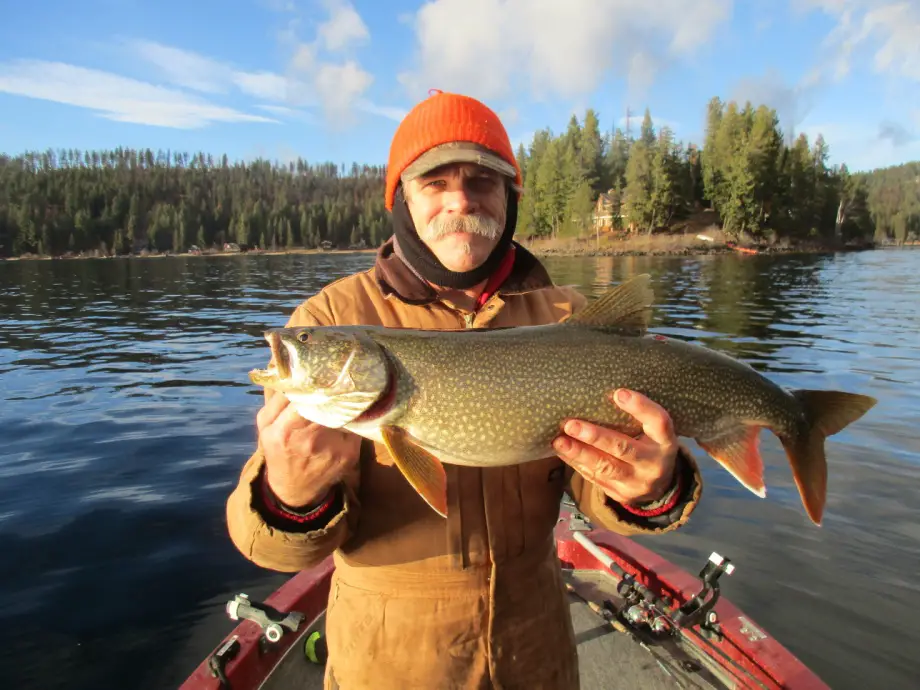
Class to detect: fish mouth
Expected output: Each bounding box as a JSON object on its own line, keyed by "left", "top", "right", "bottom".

{"left": 266, "top": 331, "right": 292, "bottom": 379}
{"left": 249, "top": 331, "right": 292, "bottom": 387}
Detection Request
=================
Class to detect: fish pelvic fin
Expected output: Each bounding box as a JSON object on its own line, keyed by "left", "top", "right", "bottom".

{"left": 380, "top": 426, "right": 448, "bottom": 518}
{"left": 566, "top": 273, "right": 654, "bottom": 334}
{"left": 698, "top": 425, "right": 767, "bottom": 499}
{"left": 780, "top": 390, "right": 878, "bottom": 526}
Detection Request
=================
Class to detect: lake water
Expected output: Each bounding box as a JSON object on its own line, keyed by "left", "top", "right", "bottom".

{"left": 1, "top": 248, "right": 918, "bottom": 689}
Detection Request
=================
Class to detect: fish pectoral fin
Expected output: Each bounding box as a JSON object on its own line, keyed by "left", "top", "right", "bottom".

{"left": 698, "top": 425, "right": 767, "bottom": 498}
{"left": 565, "top": 273, "right": 654, "bottom": 333}
{"left": 380, "top": 426, "right": 448, "bottom": 518}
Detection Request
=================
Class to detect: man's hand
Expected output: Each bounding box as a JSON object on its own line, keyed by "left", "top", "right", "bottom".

{"left": 256, "top": 392, "right": 361, "bottom": 508}
{"left": 553, "top": 389, "right": 679, "bottom": 505}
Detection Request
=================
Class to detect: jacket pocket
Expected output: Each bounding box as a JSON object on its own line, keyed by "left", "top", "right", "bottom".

{"left": 327, "top": 578, "right": 490, "bottom": 690}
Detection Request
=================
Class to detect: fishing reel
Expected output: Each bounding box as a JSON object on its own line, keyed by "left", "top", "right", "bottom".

{"left": 615, "top": 551, "right": 735, "bottom": 641}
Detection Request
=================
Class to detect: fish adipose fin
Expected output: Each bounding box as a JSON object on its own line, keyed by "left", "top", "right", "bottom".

{"left": 566, "top": 273, "right": 654, "bottom": 334}
{"left": 698, "top": 425, "right": 767, "bottom": 499}
{"left": 779, "top": 390, "right": 878, "bottom": 526}
{"left": 381, "top": 426, "right": 448, "bottom": 518}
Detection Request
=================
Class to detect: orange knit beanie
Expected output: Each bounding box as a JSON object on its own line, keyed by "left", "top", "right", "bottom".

{"left": 384, "top": 90, "right": 523, "bottom": 211}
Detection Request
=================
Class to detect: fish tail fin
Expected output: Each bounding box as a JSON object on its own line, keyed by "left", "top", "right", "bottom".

{"left": 780, "top": 390, "right": 878, "bottom": 526}
{"left": 698, "top": 425, "right": 767, "bottom": 499}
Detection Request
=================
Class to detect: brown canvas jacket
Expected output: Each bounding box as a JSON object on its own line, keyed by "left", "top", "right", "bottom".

{"left": 226, "top": 240, "right": 703, "bottom": 689}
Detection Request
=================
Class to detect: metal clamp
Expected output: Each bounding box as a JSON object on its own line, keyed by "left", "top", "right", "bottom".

{"left": 208, "top": 635, "right": 240, "bottom": 688}
{"left": 673, "top": 552, "right": 735, "bottom": 640}
{"left": 226, "top": 593, "right": 305, "bottom": 643}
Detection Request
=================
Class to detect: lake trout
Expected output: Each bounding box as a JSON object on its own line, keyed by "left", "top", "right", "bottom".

{"left": 249, "top": 274, "right": 877, "bottom": 525}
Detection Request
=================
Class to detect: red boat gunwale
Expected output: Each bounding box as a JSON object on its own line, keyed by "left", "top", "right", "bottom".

{"left": 181, "top": 514, "right": 827, "bottom": 690}
{"left": 553, "top": 516, "right": 827, "bottom": 690}
{"left": 180, "top": 558, "right": 335, "bottom": 690}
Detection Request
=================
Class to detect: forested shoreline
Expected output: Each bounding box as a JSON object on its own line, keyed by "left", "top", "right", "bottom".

{"left": 1, "top": 95, "right": 918, "bottom": 260}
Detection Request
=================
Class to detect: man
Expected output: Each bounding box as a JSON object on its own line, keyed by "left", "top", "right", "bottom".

{"left": 227, "top": 90, "right": 703, "bottom": 689}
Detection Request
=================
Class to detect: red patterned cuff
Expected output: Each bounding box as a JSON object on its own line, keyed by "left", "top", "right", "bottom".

{"left": 617, "top": 470, "right": 684, "bottom": 518}
{"left": 259, "top": 475, "right": 337, "bottom": 524}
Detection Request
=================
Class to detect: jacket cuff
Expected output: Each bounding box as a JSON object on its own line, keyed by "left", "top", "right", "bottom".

{"left": 617, "top": 468, "right": 685, "bottom": 517}
{"left": 254, "top": 466, "right": 344, "bottom": 533}
{"left": 604, "top": 446, "right": 701, "bottom": 530}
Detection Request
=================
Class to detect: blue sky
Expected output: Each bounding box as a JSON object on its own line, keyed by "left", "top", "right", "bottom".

{"left": 1, "top": 0, "right": 918, "bottom": 173}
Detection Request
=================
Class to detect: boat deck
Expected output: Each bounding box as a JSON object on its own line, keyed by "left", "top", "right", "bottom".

{"left": 258, "top": 568, "right": 732, "bottom": 690}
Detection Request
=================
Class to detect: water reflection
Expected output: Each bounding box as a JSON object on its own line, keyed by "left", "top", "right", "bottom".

{"left": 544, "top": 252, "right": 834, "bottom": 365}
{"left": 1, "top": 248, "right": 919, "bottom": 690}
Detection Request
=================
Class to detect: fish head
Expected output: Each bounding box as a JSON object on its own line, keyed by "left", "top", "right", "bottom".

{"left": 249, "top": 326, "right": 391, "bottom": 428}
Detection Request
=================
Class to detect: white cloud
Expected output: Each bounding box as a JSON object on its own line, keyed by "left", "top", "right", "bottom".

{"left": 0, "top": 59, "right": 277, "bottom": 129}
{"left": 625, "top": 52, "right": 662, "bottom": 96}
{"left": 730, "top": 69, "right": 821, "bottom": 144}
{"left": 132, "top": 40, "right": 230, "bottom": 94}
{"left": 616, "top": 113, "right": 681, "bottom": 133}
{"left": 233, "top": 71, "right": 288, "bottom": 101}
{"left": 800, "top": 120, "right": 920, "bottom": 171}
{"left": 803, "top": 0, "right": 920, "bottom": 82}
{"left": 312, "top": 60, "right": 373, "bottom": 121}
{"left": 317, "top": 0, "right": 370, "bottom": 52}
{"left": 255, "top": 104, "right": 314, "bottom": 121}
{"left": 355, "top": 100, "right": 407, "bottom": 121}
{"left": 282, "top": 1, "right": 377, "bottom": 122}
{"left": 290, "top": 43, "right": 317, "bottom": 75}
{"left": 285, "top": 54, "right": 374, "bottom": 122}
{"left": 131, "top": 40, "right": 289, "bottom": 102}
{"left": 130, "top": 22, "right": 393, "bottom": 125}
{"left": 397, "top": 0, "right": 733, "bottom": 102}
{"left": 499, "top": 107, "right": 520, "bottom": 125}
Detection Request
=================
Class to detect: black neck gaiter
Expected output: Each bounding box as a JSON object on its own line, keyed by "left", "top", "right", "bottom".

{"left": 391, "top": 186, "right": 518, "bottom": 289}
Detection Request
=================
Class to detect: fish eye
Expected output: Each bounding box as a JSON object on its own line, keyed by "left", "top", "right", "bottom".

{"left": 297, "top": 331, "right": 311, "bottom": 343}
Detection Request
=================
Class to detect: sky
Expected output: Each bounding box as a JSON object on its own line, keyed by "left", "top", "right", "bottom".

{"left": 1, "top": 0, "right": 918, "bottom": 173}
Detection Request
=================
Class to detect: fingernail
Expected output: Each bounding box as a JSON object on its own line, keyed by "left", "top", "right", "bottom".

{"left": 564, "top": 420, "right": 582, "bottom": 438}
{"left": 554, "top": 437, "right": 571, "bottom": 453}
{"left": 616, "top": 389, "right": 631, "bottom": 404}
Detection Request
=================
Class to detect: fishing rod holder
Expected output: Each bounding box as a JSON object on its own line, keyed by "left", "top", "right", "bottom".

{"left": 672, "top": 552, "right": 734, "bottom": 640}
{"left": 564, "top": 507, "right": 735, "bottom": 641}
{"left": 226, "top": 593, "right": 305, "bottom": 644}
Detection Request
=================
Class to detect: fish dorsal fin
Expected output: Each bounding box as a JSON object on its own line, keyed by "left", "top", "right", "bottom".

{"left": 566, "top": 273, "right": 654, "bottom": 333}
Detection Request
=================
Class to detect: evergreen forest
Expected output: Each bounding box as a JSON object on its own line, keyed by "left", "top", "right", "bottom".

{"left": 1, "top": 95, "right": 917, "bottom": 258}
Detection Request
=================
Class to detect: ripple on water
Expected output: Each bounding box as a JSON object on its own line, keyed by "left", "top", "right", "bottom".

{"left": 1, "top": 249, "right": 919, "bottom": 690}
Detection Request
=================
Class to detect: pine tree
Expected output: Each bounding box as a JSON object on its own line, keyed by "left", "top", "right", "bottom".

{"left": 605, "top": 129, "right": 630, "bottom": 191}
{"left": 578, "top": 109, "right": 604, "bottom": 192}
{"left": 624, "top": 140, "right": 654, "bottom": 232}
{"left": 701, "top": 96, "right": 724, "bottom": 211}
{"left": 534, "top": 139, "right": 567, "bottom": 238}
{"left": 640, "top": 108, "right": 656, "bottom": 148}
{"left": 721, "top": 130, "right": 759, "bottom": 237}
{"left": 649, "top": 128, "right": 681, "bottom": 231}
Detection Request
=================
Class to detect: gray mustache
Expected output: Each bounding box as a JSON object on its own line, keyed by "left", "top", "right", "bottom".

{"left": 424, "top": 214, "right": 502, "bottom": 241}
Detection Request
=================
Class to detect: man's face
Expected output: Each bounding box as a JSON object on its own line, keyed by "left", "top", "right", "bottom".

{"left": 403, "top": 162, "right": 508, "bottom": 274}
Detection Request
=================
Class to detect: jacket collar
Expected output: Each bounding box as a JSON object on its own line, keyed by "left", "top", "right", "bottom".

{"left": 373, "top": 236, "right": 555, "bottom": 305}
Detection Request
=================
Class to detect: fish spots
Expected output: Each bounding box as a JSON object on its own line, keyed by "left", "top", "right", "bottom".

{"left": 375, "top": 324, "right": 799, "bottom": 468}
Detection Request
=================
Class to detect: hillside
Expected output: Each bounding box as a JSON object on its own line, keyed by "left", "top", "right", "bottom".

{"left": 0, "top": 97, "right": 918, "bottom": 259}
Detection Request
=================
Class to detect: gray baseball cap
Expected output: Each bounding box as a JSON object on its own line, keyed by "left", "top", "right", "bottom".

{"left": 400, "top": 141, "right": 518, "bottom": 184}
